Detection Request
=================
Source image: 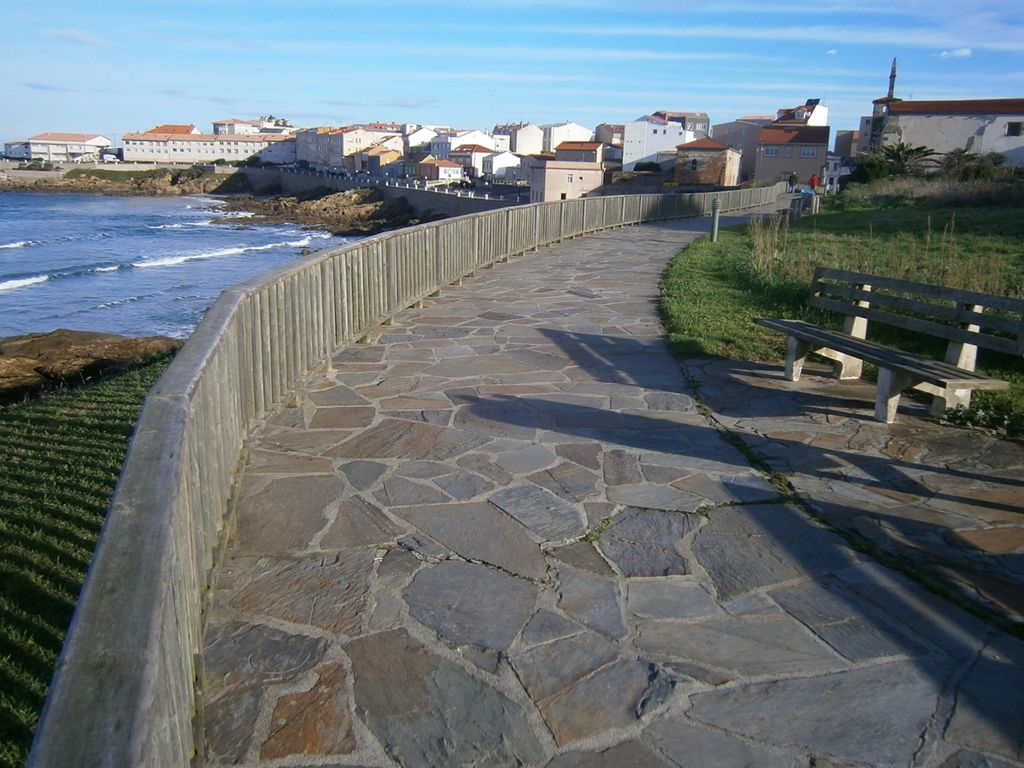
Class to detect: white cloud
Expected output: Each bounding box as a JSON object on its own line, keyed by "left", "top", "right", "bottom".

{"left": 827, "top": 48, "right": 838, "bottom": 55}
{"left": 44, "top": 29, "right": 112, "bottom": 46}
{"left": 937, "top": 48, "right": 972, "bottom": 58}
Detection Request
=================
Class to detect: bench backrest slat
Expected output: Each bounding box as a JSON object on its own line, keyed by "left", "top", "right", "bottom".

{"left": 816, "top": 284, "right": 1023, "bottom": 338}
{"left": 810, "top": 267, "right": 1024, "bottom": 358}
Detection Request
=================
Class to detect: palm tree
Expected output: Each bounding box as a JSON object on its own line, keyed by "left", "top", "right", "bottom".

{"left": 880, "top": 142, "right": 939, "bottom": 175}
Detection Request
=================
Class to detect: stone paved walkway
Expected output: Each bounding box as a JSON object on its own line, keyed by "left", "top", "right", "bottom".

{"left": 201, "top": 216, "right": 1024, "bottom": 767}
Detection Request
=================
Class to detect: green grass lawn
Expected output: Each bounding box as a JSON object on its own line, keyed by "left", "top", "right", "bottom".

{"left": 661, "top": 200, "right": 1024, "bottom": 435}
{"left": 0, "top": 354, "right": 172, "bottom": 768}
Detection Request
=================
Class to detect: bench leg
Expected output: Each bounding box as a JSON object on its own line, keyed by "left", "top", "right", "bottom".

{"left": 833, "top": 354, "right": 863, "bottom": 381}
{"left": 875, "top": 368, "right": 912, "bottom": 423}
{"left": 785, "top": 337, "right": 809, "bottom": 381}
{"left": 929, "top": 387, "right": 973, "bottom": 418}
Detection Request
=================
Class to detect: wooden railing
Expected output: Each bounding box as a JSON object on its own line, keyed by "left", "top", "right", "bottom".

{"left": 27, "top": 184, "right": 786, "bottom": 767}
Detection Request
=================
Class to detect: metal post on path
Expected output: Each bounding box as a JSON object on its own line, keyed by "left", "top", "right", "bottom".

{"left": 711, "top": 196, "right": 721, "bottom": 242}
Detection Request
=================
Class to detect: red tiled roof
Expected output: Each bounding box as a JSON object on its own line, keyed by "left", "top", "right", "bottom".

{"left": 887, "top": 99, "right": 1024, "bottom": 115}
{"left": 123, "top": 132, "right": 291, "bottom": 142}
{"left": 28, "top": 132, "right": 106, "bottom": 143}
{"left": 419, "top": 159, "right": 462, "bottom": 168}
{"left": 676, "top": 138, "right": 730, "bottom": 150}
{"left": 555, "top": 141, "right": 602, "bottom": 151}
{"left": 451, "top": 144, "right": 493, "bottom": 154}
{"left": 147, "top": 124, "right": 197, "bottom": 134}
{"left": 757, "top": 125, "right": 830, "bottom": 145}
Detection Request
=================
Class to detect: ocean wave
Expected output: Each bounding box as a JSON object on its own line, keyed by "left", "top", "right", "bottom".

{"left": 132, "top": 237, "right": 317, "bottom": 269}
{"left": 95, "top": 265, "right": 122, "bottom": 273}
{"left": 0, "top": 240, "right": 37, "bottom": 249}
{"left": 0, "top": 275, "right": 48, "bottom": 292}
{"left": 148, "top": 220, "right": 215, "bottom": 230}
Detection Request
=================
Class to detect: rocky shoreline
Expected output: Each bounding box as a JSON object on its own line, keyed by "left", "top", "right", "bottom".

{"left": 0, "top": 329, "right": 182, "bottom": 405}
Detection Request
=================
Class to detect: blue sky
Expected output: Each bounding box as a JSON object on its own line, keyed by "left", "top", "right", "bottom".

{"left": 3, "top": 0, "right": 1022, "bottom": 145}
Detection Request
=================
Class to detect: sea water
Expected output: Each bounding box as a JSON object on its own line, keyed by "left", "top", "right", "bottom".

{"left": 0, "top": 191, "right": 353, "bottom": 339}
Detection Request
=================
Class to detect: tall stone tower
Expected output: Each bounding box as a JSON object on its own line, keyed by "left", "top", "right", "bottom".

{"left": 869, "top": 58, "right": 901, "bottom": 149}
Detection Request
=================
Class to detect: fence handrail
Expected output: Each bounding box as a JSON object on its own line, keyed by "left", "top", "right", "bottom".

{"left": 27, "top": 184, "right": 786, "bottom": 767}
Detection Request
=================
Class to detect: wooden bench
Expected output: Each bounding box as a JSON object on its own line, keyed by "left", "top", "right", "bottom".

{"left": 755, "top": 267, "right": 1024, "bottom": 422}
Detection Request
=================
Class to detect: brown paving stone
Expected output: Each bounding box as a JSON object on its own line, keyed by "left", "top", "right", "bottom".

{"left": 327, "top": 418, "right": 489, "bottom": 460}
{"left": 320, "top": 496, "right": 401, "bottom": 549}
{"left": 308, "top": 406, "right": 376, "bottom": 429}
{"left": 235, "top": 475, "right": 345, "bottom": 554}
{"left": 260, "top": 662, "right": 356, "bottom": 760}
{"left": 604, "top": 449, "right": 642, "bottom": 485}
{"left": 308, "top": 385, "right": 371, "bottom": 406}
{"left": 234, "top": 551, "right": 375, "bottom": 635}
{"left": 947, "top": 527, "right": 1024, "bottom": 554}
{"left": 556, "top": 442, "right": 602, "bottom": 470}
{"left": 529, "top": 461, "right": 599, "bottom": 502}
{"left": 548, "top": 541, "right": 614, "bottom": 576}
{"left": 373, "top": 476, "right": 450, "bottom": 506}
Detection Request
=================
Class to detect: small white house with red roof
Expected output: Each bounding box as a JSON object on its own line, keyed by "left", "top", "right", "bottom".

{"left": 449, "top": 144, "right": 495, "bottom": 178}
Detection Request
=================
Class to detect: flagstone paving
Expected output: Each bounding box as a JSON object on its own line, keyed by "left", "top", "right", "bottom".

{"left": 202, "top": 216, "right": 1024, "bottom": 767}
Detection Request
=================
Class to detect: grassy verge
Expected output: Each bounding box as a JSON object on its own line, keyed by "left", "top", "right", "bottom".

{"left": 0, "top": 354, "right": 173, "bottom": 768}
{"left": 661, "top": 200, "right": 1024, "bottom": 435}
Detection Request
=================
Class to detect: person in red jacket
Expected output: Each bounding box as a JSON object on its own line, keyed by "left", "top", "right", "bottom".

{"left": 808, "top": 174, "right": 819, "bottom": 192}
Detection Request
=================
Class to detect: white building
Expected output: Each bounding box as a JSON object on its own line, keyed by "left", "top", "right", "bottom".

{"left": 774, "top": 99, "right": 829, "bottom": 127}
{"left": 482, "top": 150, "right": 522, "bottom": 181}
{"left": 15, "top": 133, "right": 112, "bottom": 163}
{"left": 541, "top": 122, "right": 593, "bottom": 153}
{"left": 622, "top": 116, "right": 692, "bottom": 171}
{"left": 122, "top": 132, "right": 294, "bottom": 164}
{"left": 494, "top": 123, "right": 544, "bottom": 155}
{"left": 430, "top": 130, "right": 496, "bottom": 159}
{"left": 869, "top": 99, "right": 1024, "bottom": 167}
{"left": 404, "top": 126, "right": 438, "bottom": 154}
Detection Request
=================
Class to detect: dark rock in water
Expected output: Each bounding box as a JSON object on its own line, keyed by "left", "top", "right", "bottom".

{"left": 218, "top": 187, "right": 445, "bottom": 236}
{"left": 0, "top": 328, "right": 181, "bottom": 404}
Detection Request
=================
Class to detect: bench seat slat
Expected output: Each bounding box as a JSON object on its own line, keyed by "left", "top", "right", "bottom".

{"left": 755, "top": 318, "right": 1010, "bottom": 390}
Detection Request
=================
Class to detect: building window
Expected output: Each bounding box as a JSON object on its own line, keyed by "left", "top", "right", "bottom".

{"left": 800, "top": 146, "right": 818, "bottom": 158}
{"left": 689, "top": 159, "right": 698, "bottom": 171}
{"left": 764, "top": 146, "right": 780, "bottom": 157}
{"left": 1007, "top": 122, "right": 1023, "bottom": 137}
{"left": 784, "top": 146, "right": 793, "bottom": 157}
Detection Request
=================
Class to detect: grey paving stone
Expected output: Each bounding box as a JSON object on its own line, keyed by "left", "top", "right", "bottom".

{"left": 395, "top": 502, "right": 547, "bottom": 580}
{"left": 556, "top": 566, "right": 627, "bottom": 639}
{"left": 598, "top": 508, "right": 699, "bottom": 577}
{"left": 376, "top": 547, "right": 420, "bottom": 588}
{"left": 308, "top": 406, "right": 376, "bottom": 429}
{"left": 937, "top": 749, "right": 1022, "bottom": 768}
{"left": 494, "top": 443, "right": 558, "bottom": 473}
{"left": 397, "top": 531, "right": 449, "bottom": 558}
{"left": 945, "top": 636, "right": 1024, "bottom": 762}
{"left": 245, "top": 449, "right": 335, "bottom": 475}
{"left": 673, "top": 472, "right": 779, "bottom": 504}
{"left": 540, "top": 659, "right": 663, "bottom": 746}
{"left": 320, "top": 496, "right": 401, "bottom": 549}
{"left": 396, "top": 459, "right": 454, "bottom": 478}
{"left": 771, "top": 581, "right": 931, "bottom": 661}
{"left": 373, "top": 476, "right": 450, "bottom": 506}
{"left": 489, "top": 484, "right": 587, "bottom": 540}
{"left": 636, "top": 614, "right": 844, "bottom": 676}
{"left": 235, "top": 474, "right": 345, "bottom": 554}
{"left": 231, "top": 552, "right": 374, "bottom": 636}
{"left": 693, "top": 504, "right": 860, "bottom": 602}
{"left": 345, "top": 629, "right": 545, "bottom": 767}
{"left": 404, "top": 561, "right": 538, "bottom": 655}
{"left": 688, "top": 660, "right": 949, "bottom": 766}
{"left": 545, "top": 741, "right": 673, "bottom": 768}
{"left": 645, "top": 718, "right": 800, "bottom": 768}
{"left": 529, "top": 461, "right": 599, "bottom": 502}
{"left": 327, "top": 418, "right": 489, "bottom": 460}
{"left": 627, "top": 578, "right": 721, "bottom": 620}
{"left": 458, "top": 453, "right": 514, "bottom": 484}
{"left": 643, "top": 391, "right": 698, "bottom": 412}
{"left": 205, "top": 686, "right": 262, "bottom": 764}
{"left": 339, "top": 459, "right": 388, "bottom": 490}
{"left": 606, "top": 482, "right": 709, "bottom": 513}
{"left": 432, "top": 470, "right": 493, "bottom": 500}
{"left": 511, "top": 630, "right": 619, "bottom": 703}
{"left": 453, "top": 399, "right": 541, "bottom": 439}
{"left": 521, "top": 609, "right": 581, "bottom": 646}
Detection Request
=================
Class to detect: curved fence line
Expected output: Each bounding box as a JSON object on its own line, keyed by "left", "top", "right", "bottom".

{"left": 27, "top": 184, "right": 785, "bottom": 767}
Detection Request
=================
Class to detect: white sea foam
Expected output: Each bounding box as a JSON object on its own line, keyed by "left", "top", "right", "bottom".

{"left": 132, "top": 237, "right": 314, "bottom": 269}
{"left": 0, "top": 275, "right": 49, "bottom": 291}
{"left": 95, "top": 265, "right": 121, "bottom": 272}
{"left": 148, "top": 220, "right": 214, "bottom": 230}
{"left": 0, "top": 240, "right": 35, "bottom": 249}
